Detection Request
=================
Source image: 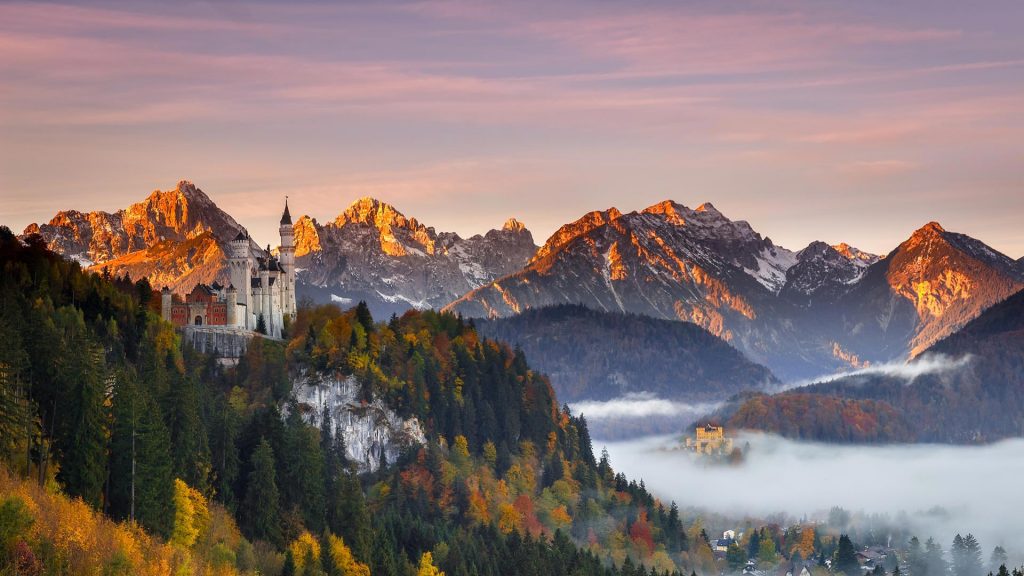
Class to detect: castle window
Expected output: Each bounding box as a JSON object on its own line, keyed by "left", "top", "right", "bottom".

{"left": 195, "top": 315, "right": 203, "bottom": 326}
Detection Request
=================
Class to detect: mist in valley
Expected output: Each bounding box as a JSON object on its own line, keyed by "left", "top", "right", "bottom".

{"left": 600, "top": 432, "right": 1024, "bottom": 564}
{"left": 570, "top": 393, "right": 723, "bottom": 439}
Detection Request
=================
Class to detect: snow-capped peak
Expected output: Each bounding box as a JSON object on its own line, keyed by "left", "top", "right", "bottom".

{"left": 832, "top": 242, "right": 879, "bottom": 268}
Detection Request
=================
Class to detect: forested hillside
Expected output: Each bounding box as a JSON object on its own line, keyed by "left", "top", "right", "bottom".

{"left": 724, "top": 289, "right": 1024, "bottom": 443}
{"left": 477, "top": 305, "right": 777, "bottom": 403}
{"left": 0, "top": 227, "right": 707, "bottom": 575}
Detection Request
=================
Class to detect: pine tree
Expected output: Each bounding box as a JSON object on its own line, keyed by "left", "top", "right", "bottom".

{"left": 727, "top": 543, "right": 748, "bottom": 571}
{"left": 282, "top": 550, "right": 297, "bottom": 576}
{"left": 355, "top": 302, "right": 374, "bottom": 335}
{"left": 163, "top": 372, "right": 211, "bottom": 495}
{"left": 834, "top": 535, "right": 860, "bottom": 576}
{"left": 108, "top": 371, "right": 139, "bottom": 521}
{"left": 54, "top": 326, "right": 108, "bottom": 508}
{"left": 210, "top": 390, "right": 243, "bottom": 512}
{"left": 0, "top": 305, "right": 33, "bottom": 472}
{"left": 332, "top": 468, "right": 372, "bottom": 562}
{"left": 908, "top": 537, "right": 927, "bottom": 576}
{"left": 136, "top": 390, "right": 175, "bottom": 536}
{"left": 748, "top": 529, "right": 762, "bottom": 562}
{"left": 961, "top": 534, "right": 983, "bottom": 576}
{"left": 991, "top": 547, "right": 1008, "bottom": 574}
{"left": 281, "top": 403, "right": 325, "bottom": 532}
{"left": 925, "top": 538, "right": 947, "bottom": 576}
{"left": 242, "top": 438, "right": 283, "bottom": 546}
{"left": 256, "top": 313, "right": 267, "bottom": 335}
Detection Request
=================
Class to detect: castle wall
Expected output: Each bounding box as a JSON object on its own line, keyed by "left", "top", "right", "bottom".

{"left": 182, "top": 326, "right": 254, "bottom": 358}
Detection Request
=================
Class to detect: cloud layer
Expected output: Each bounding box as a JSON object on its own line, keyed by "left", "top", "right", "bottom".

{"left": 2, "top": 1, "right": 1023, "bottom": 257}
{"left": 602, "top": 433, "right": 1024, "bottom": 562}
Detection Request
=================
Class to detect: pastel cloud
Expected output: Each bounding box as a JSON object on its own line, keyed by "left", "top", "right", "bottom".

{"left": 1, "top": 0, "right": 1022, "bottom": 258}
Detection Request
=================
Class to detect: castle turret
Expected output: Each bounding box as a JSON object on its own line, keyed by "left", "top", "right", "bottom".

{"left": 229, "top": 230, "right": 252, "bottom": 327}
{"left": 226, "top": 284, "right": 238, "bottom": 327}
{"left": 259, "top": 249, "right": 272, "bottom": 335}
{"left": 161, "top": 286, "right": 172, "bottom": 322}
{"left": 278, "top": 197, "right": 296, "bottom": 319}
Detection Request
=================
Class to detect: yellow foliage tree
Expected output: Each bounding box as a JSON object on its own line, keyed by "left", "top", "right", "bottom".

{"left": 417, "top": 551, "right": 445, "bottom": 576}
{"left": 171, "top": 478, "right": 209, "bottom": 549}
{"left": 497, "top": 503, "right": 521, "bottom": 534}
{"left": 482, "top": 441, "right": 497, "bottom": 465}
{"left": 289, "top": 531, "right": 321, "bottom": 575}
{"left": 326, "top": 534, "right": 371, "bottom": 576}
{"left": 792, "top": 527, "right": 816, "bottom": 559}
{"left": 0, "top": 466, "right": 235, "bottom": 576}
{"left": 452, "top": 435, "right": 470, "bottom": 462}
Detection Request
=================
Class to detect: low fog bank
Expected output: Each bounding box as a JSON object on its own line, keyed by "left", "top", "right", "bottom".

{"left": 601, "top": 433, "right": 1024, "bottom": 558}
{"left": 569, "top": 393, "right": 720, "bottom": 439}
{"left": 774, "top": 353, "right": 974, "bottom": 393}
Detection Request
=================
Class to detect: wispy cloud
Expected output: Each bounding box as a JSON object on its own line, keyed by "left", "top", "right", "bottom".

{"left": 2, "top": 1, "right": 1023, "bottom": 257}
{"left": 570, "top": 392, "right": 722, "bottom": 420}
{"left": 776, "top": 353, "right": 974, "bottom": 392}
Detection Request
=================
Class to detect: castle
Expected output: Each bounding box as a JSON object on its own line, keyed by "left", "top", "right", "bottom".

{"left": 685, "top": 424, "right": 734, "bottom": 455}
{"left": 161, "top": 199, "right": 297, "bottom": 339}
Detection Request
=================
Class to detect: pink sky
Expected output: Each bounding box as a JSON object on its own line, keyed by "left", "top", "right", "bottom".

{"left": 1, "top": 0, "right": 1022, "bottom": 257}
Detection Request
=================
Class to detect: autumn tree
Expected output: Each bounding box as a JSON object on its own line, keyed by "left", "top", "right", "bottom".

{"left": 417, "top": 551, "right": 444, "bottom": 576}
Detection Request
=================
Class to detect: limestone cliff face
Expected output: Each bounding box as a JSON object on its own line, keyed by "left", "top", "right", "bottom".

{"left": 294, "top": 197, "right": 538, "bottom": 318}
{"left": 22, "top": 181, "right": 247, "bottom": 291}
{"left": 290, "top": 373, "right": 425, "bottom": 473}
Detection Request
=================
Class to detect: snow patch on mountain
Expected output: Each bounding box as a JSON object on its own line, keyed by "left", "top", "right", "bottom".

{"left": 330, "top": 294, "right": 353, "bottom": 305}
{"left": 375, "top": 290, "right": 430, "bottom": 310}
{"left": 745, "top": 245, "right": 799, "bottom": 293}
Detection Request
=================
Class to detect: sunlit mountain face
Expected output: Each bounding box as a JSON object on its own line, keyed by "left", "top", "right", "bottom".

{"left": 447, "top": 200, "right": 1024, "bottom": 380}
{"left": 20, "top": 181, "right": 252, "bottom": 292}
{"left": 25, "top": 185, "right": 1024, "bottom": 381}
{"left": 290, "top": 197, "right": 537, "bottom": 317}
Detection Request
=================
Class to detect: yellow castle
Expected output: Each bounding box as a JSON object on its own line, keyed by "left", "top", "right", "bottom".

{"left": 685, "top": 424, "right": 734, "bottom": 455}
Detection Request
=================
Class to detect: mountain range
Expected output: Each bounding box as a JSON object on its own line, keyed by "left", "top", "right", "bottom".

{"left": 446, "top": 202, "right": 1024, "bottom": 380}
{"left": 22, "top": 180, "right": 1024, "bottom": 384}
{"left": 723, "top": 285, "right": 1024, "bottom": 443}
{"left": 291, "top": 197, "right": 536, "bottom": 317}
{"left": 22, "top": 182, "right": 537, "bottom": 318}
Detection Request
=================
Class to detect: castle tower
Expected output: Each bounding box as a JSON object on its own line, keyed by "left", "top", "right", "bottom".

{"left": 229, "top": 230, "right": 252, "bottom": 328}
{"left": 277, "top": 197, "right": 297, "bottom": 319}
{"left": 161, "top": 286, "right": 172, "bottom": 322}
{"left": 226, "top": 284, "right": 238, "bottom": 327}
{"left": 259, "top": 249, "right": 272, "bottom": 335}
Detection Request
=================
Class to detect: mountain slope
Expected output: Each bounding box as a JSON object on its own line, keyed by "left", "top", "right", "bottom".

{"left": 447, "top": 203, "right": 1021, "bottom": 380}
{"left": 447, "top": 200, "right": 873, "bottom": 379}
{"left": 294, "top": 197, "right": 536, "bottom": 318}
{"left": 726, "top": 287, "right": 1024, "bottom": 443}
{"left": 826, "top": 222, "right": 1024, "bottom": 362}
{"left": 21, "top": 180, "right": 251, "bottom": 291}
{"left": 476, "top": 304, "right": 778, "bottom": 403}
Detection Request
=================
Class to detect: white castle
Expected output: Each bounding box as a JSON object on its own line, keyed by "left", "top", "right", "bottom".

{"left": 161, "top": 199, "right": 297, "bottom": 339}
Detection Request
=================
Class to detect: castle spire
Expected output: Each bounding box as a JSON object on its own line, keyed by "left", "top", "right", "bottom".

{"left": 280, "top": 196, "right": 292, "bottom": 225}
